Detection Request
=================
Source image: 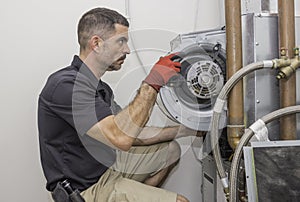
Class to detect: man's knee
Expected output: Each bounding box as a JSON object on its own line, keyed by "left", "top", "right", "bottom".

{"left": 176, "top": 194, "right": 189, "bottom": 202}
{"left": 167, "top": 141, "right": 181, "bottom": 166}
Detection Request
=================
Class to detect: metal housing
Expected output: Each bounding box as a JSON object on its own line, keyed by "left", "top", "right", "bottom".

{"left": 243, "top": 14, "right": 300, "bottom": 139}
{"left": 157, "top": 28, "right": 227, "bottom": 131}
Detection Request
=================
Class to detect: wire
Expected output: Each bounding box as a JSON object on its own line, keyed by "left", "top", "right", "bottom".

{"left": 193, "top": 0, "right": 201, "bottom": 31}
{"left": 125, "top": 0, "right": 147, "bottom": 75}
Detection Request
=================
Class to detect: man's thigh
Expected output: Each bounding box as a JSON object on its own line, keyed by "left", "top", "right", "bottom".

{"left": 112, "top": 142, "right": 170, "bottom": 182}
{"left": 110, "top": 177, "right": 177, "bottom": 202}
{"left": 82, "top": 169, "right": 177, "bottom": 202}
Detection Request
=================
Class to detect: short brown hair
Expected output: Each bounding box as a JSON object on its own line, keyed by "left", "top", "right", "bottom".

{"left": 77, "top": 7, "right": 129, "bottom": 50}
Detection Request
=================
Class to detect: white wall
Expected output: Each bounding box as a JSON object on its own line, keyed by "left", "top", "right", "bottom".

{"left": 2, "top": 0, "right": 299, "bottom": 202}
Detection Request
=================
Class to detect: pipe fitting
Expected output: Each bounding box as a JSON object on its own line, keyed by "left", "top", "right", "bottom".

{"left": 272, "top": 58, "right": 291, "bottom": 69}
{"left": 280, "top": 47, "right": 289, "bottom": 59}
{"left": 276, "top": 62, "right": 297, "bottom": 79}
{"left": 276, "top": 48, "right": 300, "bottom": 79}
{"left": 224, "top": 187, "right": 230, "bottom": 202}
{"left": 227, "top": 125, "right": 245, "bottom": 149}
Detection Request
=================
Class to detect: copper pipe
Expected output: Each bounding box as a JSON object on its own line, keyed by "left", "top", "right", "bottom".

{"left": 225, "top": 0, "right": 244, "bottom": 149}
{"left": 278, "top": 0, "right": 297, "bottom": 140}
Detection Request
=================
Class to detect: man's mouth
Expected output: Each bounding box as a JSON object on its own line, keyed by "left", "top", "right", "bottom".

{"left": 117, "top": 55, "right": 126, "bottom": 64}
{"left": 118, "top": 55, "right": 126, "bottom": 61}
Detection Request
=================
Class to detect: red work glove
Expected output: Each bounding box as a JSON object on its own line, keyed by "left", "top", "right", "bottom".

{"left": 144, "top": 53, "right": 181, "bottom": 91}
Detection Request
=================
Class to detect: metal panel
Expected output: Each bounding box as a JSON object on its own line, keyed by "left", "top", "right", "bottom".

{"left": 241, "top": 0, "right": 262, "bottom": 15}
{"left": 202, "top": 156, "right": 229, "bottom": 202}
{"left": 202, "top": 156, "right": 217, "bottom": 202}
{"left": 243, "top": 14, "right": 280, "bottom": 140}
{"left": 242, "top": 13, "right": 256, "bottom": 130}
{"left": 254, "top": 14, "right": 280, "bottom": 140}
{"left": 244, "top": 140, "right": 300, "bottom": 201}
{"left": 241, "top": 0, "right": 278, "bottom": 15}
{"left": 243, "top": 147, "right": 258, "bottom": 202}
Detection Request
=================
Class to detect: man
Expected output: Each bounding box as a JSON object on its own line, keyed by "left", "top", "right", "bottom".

{"left": 38, "top": 7, "right": 200, "bottom": 202}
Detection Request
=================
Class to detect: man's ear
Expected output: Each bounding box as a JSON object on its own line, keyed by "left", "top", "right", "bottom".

{"left": 90, "top": 35, "right": 103, "bottom": 53}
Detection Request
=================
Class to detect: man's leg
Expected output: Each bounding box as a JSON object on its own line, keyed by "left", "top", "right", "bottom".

{"left": 109, "top": 141, "right": 190, "bottom": 201}
{"left": 141, "top": 141, "right": 189, "bottom": 202}
{"left": 143, "top": 141, "right": 181, "bottom": 187}
{"left": 143, "top": 163, "right": 176, "bottom": 187}
{"left": 81, "top": 169, "right": 190, "bottom": 202}
{"left": 177, "top": 194, "right": 189, "bottom": 202}
{"left": 81, "top": 141, "right": 189, "bottom": 202}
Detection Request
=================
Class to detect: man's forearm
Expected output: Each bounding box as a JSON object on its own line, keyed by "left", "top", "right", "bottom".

{"left": 133, "top": 125, "right": 206, "bottom": 146}
{"left": 133, "top": 126, "right": 179, "bottom": 146}
{"left": 114, "top": 83, "right": 157, "bottom": 140}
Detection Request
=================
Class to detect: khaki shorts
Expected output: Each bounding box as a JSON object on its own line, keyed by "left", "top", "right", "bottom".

{"left": 81, "top": 142, "right": 177, "bottom": 202}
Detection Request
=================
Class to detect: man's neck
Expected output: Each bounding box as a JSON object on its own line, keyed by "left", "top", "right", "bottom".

{"left": 79, "top": 52, "right": 106, "bottom": 80}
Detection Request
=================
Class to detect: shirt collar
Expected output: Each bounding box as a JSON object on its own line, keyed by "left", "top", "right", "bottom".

{"left": 71, "top": 55, "right": 108, "bottom": 92}
{"left": 71, "top": 55, "right": 100, "bottom": 88}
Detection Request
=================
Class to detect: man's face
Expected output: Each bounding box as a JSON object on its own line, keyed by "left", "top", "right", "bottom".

{"left": 100, "top": 24, "right": 130, "bottom": 71}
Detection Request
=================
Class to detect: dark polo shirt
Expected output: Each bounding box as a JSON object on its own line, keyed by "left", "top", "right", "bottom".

{"left": 38, "top": 55, "right": 121, "bottom": 191}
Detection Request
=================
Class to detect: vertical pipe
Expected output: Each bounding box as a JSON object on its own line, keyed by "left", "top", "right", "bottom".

{"left": 225, "top": 0, "right": 244, "bottom": 149}
{"left": 278, "top": 0, "right": 297, "bottom": 140}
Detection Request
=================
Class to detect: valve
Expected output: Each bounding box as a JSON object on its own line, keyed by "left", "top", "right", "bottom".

{"left": 272, "top": 47, "right": 300, "bottom": 80}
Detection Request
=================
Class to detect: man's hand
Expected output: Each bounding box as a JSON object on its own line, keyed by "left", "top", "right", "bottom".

{"left": 144, "top": 53, "right": 181, "bottom": 91}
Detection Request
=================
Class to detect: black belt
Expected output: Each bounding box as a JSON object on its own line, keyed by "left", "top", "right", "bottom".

{"left": 52, "top": 180, "right": 85, "bottom": 202}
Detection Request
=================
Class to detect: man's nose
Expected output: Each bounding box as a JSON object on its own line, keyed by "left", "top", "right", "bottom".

{"left": 123, "top": 43, "right": 130, "bottom": 54}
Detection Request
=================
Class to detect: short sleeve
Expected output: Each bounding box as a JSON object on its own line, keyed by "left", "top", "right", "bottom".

{"left": 72, "top": 73, "right": 113, "bottom": 135}
{"left": 48, "top": 75, "right": 112, "bottom": 136}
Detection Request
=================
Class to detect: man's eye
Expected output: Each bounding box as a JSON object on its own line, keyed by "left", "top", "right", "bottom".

{"left": 118, "top": 39, "right": 124, "bottom": 45}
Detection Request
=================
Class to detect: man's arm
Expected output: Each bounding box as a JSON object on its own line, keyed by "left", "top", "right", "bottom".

{"left": 133, "top": 126, "right": 178, "bottom": 146}
{"left": 86, "top": 53, "right": 181, "bottom": 151}
{"left": 87, "top": 83, "right": 157, "bottom": 151}
{"left": 133, "top": 126, "right": 206, "bottom": 146}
